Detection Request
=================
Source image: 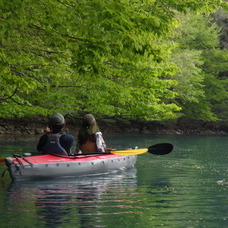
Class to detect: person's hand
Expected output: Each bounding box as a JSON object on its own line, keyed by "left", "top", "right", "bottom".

{"left": 44, "top": 127, "right": 51, "bottom": 133}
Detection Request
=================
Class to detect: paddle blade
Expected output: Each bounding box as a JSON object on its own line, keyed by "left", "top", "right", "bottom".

{"left": 0, "top": 158, "right": 5, "bottom": 163}
{"left": 148, "top": 143, "right": 173, "bottom": 155}
{"left": 111, "top": 148, "right": 148, "bottom": 155}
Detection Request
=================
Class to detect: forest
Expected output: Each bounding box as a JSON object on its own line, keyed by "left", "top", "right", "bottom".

{"left": 0, "top": 0, "right": 228, "bottom": 125}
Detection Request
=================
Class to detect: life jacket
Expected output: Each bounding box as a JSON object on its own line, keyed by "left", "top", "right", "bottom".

{"left": 42, "top": 133, "right": 68, "bottom": 156}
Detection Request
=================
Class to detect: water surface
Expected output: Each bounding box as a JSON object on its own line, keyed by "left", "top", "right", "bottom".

{"left": 0, "top": 134, "right": 227, "bottom": 227}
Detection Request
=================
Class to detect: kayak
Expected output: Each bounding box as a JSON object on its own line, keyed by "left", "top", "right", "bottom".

{"left": 5, "top": 153, "right": 137, "bottom": 181}
{"left": 3, "top": 143, "right": 173, "bottom": 181}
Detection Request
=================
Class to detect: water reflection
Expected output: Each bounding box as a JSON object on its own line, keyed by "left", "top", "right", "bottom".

{"left": 1, "top": 134, "right": 228, "bottom": 227}
{"left": 7, "top": 168, "right": 137, "bottom": 227}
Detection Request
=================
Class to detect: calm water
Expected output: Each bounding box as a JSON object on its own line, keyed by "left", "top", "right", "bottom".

{"left": 0, "top": 134, "right": 227, "bottom": 228}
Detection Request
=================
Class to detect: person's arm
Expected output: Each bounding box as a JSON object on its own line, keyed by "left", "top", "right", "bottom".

{"left": 37, "top": 134, "right": 48, "bottom": 152}
{"left": 60, "top": 134, "right": 75, "bottom": 155}
{"left": 75, "top": 141, "right": 81, "bottom": 154}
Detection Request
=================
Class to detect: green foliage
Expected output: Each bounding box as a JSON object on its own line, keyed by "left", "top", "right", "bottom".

{"left": 212, "top": 8, "right": 228, "bottom": 49}
{"left": 175, "top": 13, "right": 220, "bottom": 49}
{"left": 171, "top": 49, "right": 205, "bottom": 103}
{"left": 0, "top": 0, "right": 225, "bottom": 120}
{"left": 171, "top": 11, "right": 227, "bottom": 121}
{"left": 202, "top": 49, "right": 228, "bottom": 121}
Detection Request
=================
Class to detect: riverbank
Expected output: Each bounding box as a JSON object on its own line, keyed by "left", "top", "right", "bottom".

{"left": 0, "top": 117, "right": 227, "bottom": 137}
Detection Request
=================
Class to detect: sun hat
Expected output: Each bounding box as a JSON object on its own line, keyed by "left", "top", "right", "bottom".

{"left": 83, "top": 114, "right": 96, "bottom": 126}
{"left": 48, "top": 113, "right": 65, "bottom": 126}
{"left": 79, "top": 114, "right": 100, "bottom": 134}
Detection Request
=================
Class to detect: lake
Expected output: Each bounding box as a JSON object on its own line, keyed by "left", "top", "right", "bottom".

{"left": 0, "top": 134, "right": 227, "bottom": 227}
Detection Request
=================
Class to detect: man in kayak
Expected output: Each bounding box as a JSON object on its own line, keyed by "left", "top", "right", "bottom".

{"left": 37, "top": 113, "right": 74, "bottom": 155}
{"left": 76, "top": 114, "right": 106, "bottom": 154}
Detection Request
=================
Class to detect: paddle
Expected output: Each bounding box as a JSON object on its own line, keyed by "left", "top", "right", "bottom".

{"left": 0, "top": 143, "right": 173, "bottom": 163}
{"left": 109, "top": 143, "right": 173, "bottom": 156}
{"left": 72, "top": 143, "right": 173, "bottom": 156}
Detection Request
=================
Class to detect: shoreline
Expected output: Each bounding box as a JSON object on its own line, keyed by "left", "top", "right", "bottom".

{"left": 0, "top": 117, "right": 227, "bottom": 138}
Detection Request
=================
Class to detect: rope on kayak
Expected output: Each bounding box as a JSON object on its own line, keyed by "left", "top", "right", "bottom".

{"left": 13, "top": 154, "right": 33, "bottom": 167}
{"left": 1, "top": 168, "right": 8, "bottom": 178}
{"left": 13, "top": 154, "right": 24, "bottom": 167}
{"left": 50, "top": 152, "right": 111, "bottom": 159}
{"left": 21, "top": 157, "right": 33, "bottom": 166}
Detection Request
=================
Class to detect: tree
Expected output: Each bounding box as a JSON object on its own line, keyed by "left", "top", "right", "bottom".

{"left": 171, "top": 11, "right": 228, "bottom": 121}
{"left": 0, "top": 0, "right": 225, "bottom": 120}
{"left": 202, "top": 49, "right": 228, "bottom": 121}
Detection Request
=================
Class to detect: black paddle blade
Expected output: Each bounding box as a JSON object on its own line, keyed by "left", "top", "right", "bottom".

{"left": 148, "top": 143, "right": 173, "bottom": 155}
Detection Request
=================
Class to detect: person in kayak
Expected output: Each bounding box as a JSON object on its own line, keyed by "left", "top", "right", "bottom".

{"left": 37, "top": 113, "right": 74, "bottom": 155}
{"left": 76, "top": 114, "right": 106, "bottom": 154}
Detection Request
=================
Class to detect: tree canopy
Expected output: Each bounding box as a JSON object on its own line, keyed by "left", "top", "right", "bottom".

{"left": 172, "top": 11, "right": 228, "bottom": 121}
{"left": 0, "top": 0, "right": 227, "bottom": 121}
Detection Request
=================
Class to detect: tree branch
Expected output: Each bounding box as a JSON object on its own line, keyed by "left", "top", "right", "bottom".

{"left": 0, "top": 88, "right": 18, "bottom": 102}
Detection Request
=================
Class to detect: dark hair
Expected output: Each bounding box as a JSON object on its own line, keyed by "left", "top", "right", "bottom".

{"left": 48, "top": 123, "right": 65, "bottom": 132}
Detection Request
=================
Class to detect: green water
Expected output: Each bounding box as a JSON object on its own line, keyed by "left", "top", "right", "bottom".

{"left": 0, "top": 134, "right": 227, "bottom": 228}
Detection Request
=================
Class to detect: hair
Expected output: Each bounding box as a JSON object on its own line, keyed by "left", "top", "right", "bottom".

{"left": 48, "top": 123, "right": 65, "bottom": 132}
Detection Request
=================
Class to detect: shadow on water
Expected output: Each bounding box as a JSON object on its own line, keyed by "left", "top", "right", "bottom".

{"left": 4, "top": 168, "right": 138, "bottom": 228}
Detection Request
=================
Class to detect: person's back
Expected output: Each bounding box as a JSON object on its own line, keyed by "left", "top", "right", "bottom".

{"left": 37, "top": 113, "right": 74, "bottom": 155}
{"left": 76, "top": 114, "right": 106, "bottom": 154}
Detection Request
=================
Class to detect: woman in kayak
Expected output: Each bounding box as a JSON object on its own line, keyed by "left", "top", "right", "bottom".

{"left": 76, "top": 114, "right": 106, "bottom": 154}
{"left": 37, "top": 113, "right": 74, "bottom": 155}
